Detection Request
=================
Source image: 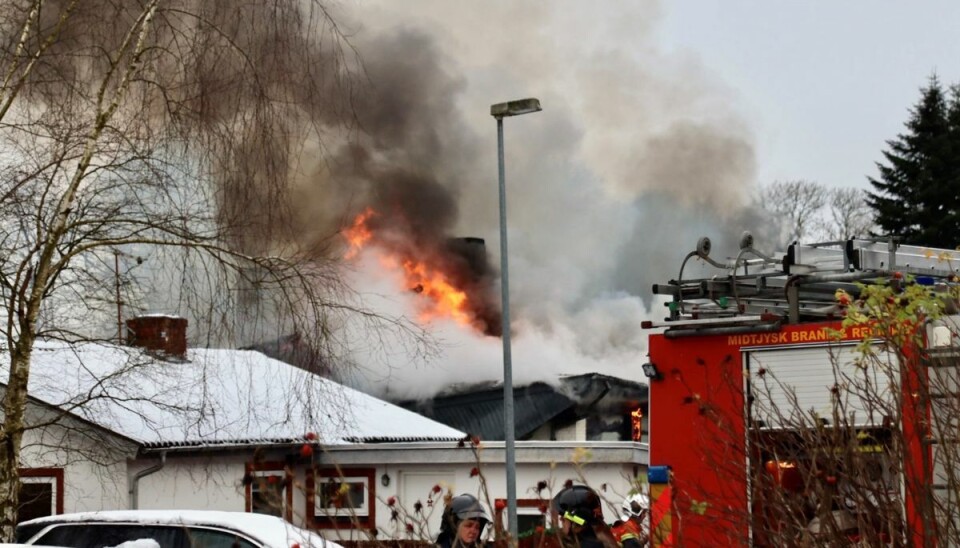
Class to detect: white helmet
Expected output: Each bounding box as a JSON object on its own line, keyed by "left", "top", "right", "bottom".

{"left": 619, "top": 493, "right": 650, "bottom": 521}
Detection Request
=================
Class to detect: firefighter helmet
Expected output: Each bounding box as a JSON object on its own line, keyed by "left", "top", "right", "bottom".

{"left": 619, "top": 492, "right": 650, "bottom": 521}
{"left": 439, "top": 493, "right": 489, "bottom": 537}
{"left": 552, "top": 484, "right": 604, "bottom": 526}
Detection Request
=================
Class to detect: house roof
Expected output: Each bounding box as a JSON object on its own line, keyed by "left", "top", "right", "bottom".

{"left": 412, "top": 382, "right": 575, "bottom": 440}
{"left": 3, "top": 341, "right": 465, "bottom": 447}
{"left": 240, "top": 333, "right": 331, "bottom": 377}
{"left": 400, "top": 372, "right": 648, "bottom": 441}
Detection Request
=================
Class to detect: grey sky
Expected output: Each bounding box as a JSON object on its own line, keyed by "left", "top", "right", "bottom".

{"left": 662, "top": 1, "right": 960, "bottom": 189}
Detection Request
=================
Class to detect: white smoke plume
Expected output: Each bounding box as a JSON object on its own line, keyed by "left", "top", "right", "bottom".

{"left": 312, "top": 2, "right": 769, "bottom": 400}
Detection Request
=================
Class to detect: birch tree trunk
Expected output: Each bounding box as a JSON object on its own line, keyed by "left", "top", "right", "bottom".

{"left": 0, "top": 0, "right": 400, "bottom": 538}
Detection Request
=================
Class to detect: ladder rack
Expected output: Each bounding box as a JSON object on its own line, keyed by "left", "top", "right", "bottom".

{"left": 649, "top": 235, "right": 960, "bottom": 329}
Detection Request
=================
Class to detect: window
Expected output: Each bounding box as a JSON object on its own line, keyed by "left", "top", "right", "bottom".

{"left": 309, "top": 468, "right": 375, "bottom": 529}
{"left": 517, "top": 510, "right": 547, "bottom": 538}
{"left": 244, "top": 462, "right": 291, "bottom": 521}
{"left": 188, "top": 528, "right": 259, "bottom": 548}
{"left": 494, "top": 499, "right": 549, "bottom": 537}
{"left": 17, "top": 468, "right": 63, "bottom": 524}
{"left": 19, "top": 481, "right": 53, "bottom": 523}
{"left": 31, "top": 524, "right": 182, "bottom": 547}
{"left": 29, "top": 524, "right": 260, "bottom": 548}
{"left": 251, "top": 472, "right": 286, "bottom": 517}
{"left": 317, "top": 477, "right": 367, "bottom": 516}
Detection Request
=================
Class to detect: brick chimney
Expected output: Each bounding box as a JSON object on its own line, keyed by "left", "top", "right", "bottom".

{"left": 126, "top": 315, "right": 187, "bottom": 359}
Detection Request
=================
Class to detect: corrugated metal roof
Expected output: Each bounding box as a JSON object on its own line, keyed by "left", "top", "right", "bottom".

{"left": 141, "top": 434, "right": 464, "bottom": 450}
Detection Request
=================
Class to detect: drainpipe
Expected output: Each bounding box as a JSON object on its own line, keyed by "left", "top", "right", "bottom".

{"left": 129, "top": 452, "right": 166, "bottom": 509}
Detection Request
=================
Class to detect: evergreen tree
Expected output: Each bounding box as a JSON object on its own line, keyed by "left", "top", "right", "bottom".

{"left": 944, "top": 85, "right": 960, "bottom": 244}
{"left": 867, "top": 75, "right": 960, "bottom": 248}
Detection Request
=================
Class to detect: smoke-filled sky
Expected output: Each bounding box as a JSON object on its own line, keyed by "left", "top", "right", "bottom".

{"left": 313, "top": 0, "right": 960, "bottom": 399}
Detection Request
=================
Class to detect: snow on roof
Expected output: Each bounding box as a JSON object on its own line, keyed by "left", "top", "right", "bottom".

{"left": 3, "top": 341, "right": 464, "bottom": 446}
{"left": 20, "top": 509, "right": 340, "bottom": 548}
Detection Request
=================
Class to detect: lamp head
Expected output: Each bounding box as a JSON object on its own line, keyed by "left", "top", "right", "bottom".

{"left": 491, "top": 98, "right": 542, "bottom": 118}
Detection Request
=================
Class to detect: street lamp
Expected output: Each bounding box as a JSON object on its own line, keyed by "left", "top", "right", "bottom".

{"left": 490, "top": 97, "right": 541, "bottom": 542}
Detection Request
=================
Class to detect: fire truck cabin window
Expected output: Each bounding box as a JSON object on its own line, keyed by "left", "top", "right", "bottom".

{"left": 317, "top": 476, "right": 368, "bottom": 517}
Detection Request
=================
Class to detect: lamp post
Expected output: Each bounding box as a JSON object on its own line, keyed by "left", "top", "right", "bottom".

{"left": 490, "top": 97, "right": 541, "bottom": 542}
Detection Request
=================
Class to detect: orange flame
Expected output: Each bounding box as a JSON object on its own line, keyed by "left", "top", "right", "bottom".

{"left": 343, "top": 208, "right": 375, "bottom": 259}
{"left": 631, "top": 408, "right": 644, "bottom": 442}
{"left": 402, "top": 259, "right": 472, "bottom": 326}
{"left": 342, "top": 208, "right": 477, "bottom": 329}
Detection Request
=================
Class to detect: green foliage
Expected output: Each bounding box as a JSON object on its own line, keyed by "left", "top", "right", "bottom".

{"left": 689, "top": 499, "right": 709, "bottom": 516}
{"left": 516, "top": 525, "right": 556, "bottom": 540}
{"left": 867, "top": 75, "right": 960, "bottom": 248}
{"left": 838, "top": 273, "right": 959, "bottom": 351}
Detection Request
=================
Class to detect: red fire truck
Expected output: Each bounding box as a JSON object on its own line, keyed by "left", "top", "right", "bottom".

{"left": 642, "top": 235, "right": 959, "bottom": 547}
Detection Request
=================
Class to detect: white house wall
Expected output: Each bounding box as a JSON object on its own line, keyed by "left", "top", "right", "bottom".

{"left": 127, "top": 441, "right": 647, "bottom": 542}
{"left": 16, "top": 398, "right": 136, "bottom": 514}
{"left": 133, "top": 454, "right": 247, "bottom": 512}
{"left": 351, "top": 459, "right": 642, "bottom": 544}
{"left": 14, "top": 404, "right": 646, "bottom": 544}
{"left": 319, "top": 441, "right": 647, "bottom": 542}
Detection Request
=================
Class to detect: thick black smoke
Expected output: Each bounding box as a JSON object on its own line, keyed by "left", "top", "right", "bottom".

{"left": 305, "top": 30, "right": 502, "bottom": 335}
{"left": 284, "top": 3, "right": 769, "bottom": 398}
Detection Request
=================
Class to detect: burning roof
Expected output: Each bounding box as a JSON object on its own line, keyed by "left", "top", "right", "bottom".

{"left": 343, "top": 207, "right": 502, "bottom": 336}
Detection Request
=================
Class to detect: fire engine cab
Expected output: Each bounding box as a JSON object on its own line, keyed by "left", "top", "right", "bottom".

{"left": 642, "top": 235, "right": 960, "bottom": 547}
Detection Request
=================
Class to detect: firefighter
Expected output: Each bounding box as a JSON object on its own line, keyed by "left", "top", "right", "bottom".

{"left": 435, "top": 493, "right": 490, "bottom": 548}
{"left": 611, "top": 493, "right": 649, "bottom": 547}
{"left": 551, "top": 484, "right": 632, "bottom": 548}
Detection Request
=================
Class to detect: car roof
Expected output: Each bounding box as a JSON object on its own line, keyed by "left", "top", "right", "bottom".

{"left": 18, "top": 510, "right": 340, "bottom": 548}
{"left": 1, "top": 544, "right": 69, "bottom": 548}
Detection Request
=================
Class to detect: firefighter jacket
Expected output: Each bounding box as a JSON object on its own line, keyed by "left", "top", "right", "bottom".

{"left": 611, "top": 519, "right": 647, "bottom": 548}
{"left": 559, "top": 527, "right": 607, "bottom": 548}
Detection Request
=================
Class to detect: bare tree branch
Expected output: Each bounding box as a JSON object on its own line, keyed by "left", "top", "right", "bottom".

{"left": 0, "top": 0, "right": 426, "bottom": 536}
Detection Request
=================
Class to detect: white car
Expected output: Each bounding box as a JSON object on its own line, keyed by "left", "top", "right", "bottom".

{"left": 16, "top": 510, "right": 341, "bottom": 548}
{"left": 1, "top": 544, "right": 69, "bottom": 548}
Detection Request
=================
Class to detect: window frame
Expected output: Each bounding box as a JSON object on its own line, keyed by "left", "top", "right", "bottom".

{"left": 244, "top": 461, "right": 292, "bottom": 522}
{"left": 17, "top": 468, "right": 64, "bottom": 521}
{"left": 494, "top": 498, "right": 550, "bottom": 536}
{"left": 308, "top": 467, "right": 375, "bottom": 529}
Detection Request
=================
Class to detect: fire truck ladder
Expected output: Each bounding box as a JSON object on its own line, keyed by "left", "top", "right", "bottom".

{"left": 648, "top": 234, "right": 960, "bottom": 335}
